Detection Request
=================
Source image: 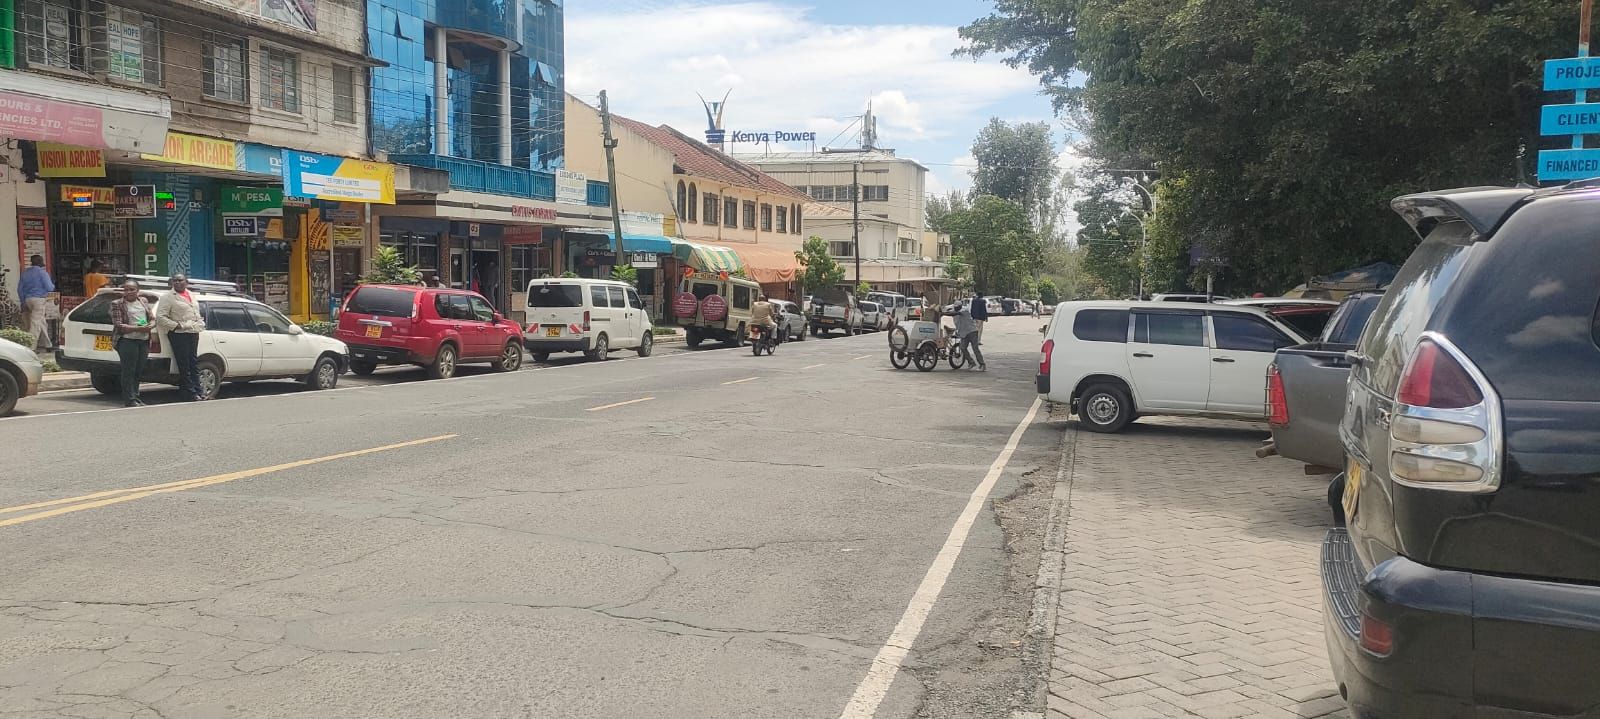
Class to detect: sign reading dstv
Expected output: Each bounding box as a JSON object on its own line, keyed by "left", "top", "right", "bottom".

{"left": 729, "top": 129, "right": 818, "bottom": 144}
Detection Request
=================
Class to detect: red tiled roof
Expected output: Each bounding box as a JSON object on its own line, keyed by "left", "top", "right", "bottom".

{"left": 613, "top": 116, "right": 808, "bottom": 200}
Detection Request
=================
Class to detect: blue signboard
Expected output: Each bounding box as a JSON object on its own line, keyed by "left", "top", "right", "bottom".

{"left": 1545, "top": 57, "right": 1600, "bottom": 91}
{"left": 1541, "top": 103, "right": 1600, "bottom": 135}
{"left": 1536, "top": 148, "right": 1600, "bottom": 181}
{"left": 234, "top": 143, "right": 285, "bottom": 177}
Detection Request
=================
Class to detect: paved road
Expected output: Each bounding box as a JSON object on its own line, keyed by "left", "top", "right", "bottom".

{"left": 0, "top": 317, "right": 1061, "bottom": 719}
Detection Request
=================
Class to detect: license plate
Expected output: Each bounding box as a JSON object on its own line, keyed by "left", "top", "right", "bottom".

{"left": 546, "top": 327, "right": 561, "bottom": 337}
{"left": 1343, "top": 457, "right": 1363, "bottom": 520}
{"left": 94, "top": 335, "right": 113, "bottom": 351}
{"left": 364, "top": 325, "right": 383, "bottom": 338}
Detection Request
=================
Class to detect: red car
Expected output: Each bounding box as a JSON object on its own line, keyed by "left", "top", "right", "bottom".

{"left": 336, "top": 284, "right": 524, "bottom": 379}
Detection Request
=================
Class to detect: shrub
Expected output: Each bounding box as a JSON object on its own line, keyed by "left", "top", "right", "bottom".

{"left": 301, "top": 320, "right": 337, "bottom": 337}
{"left": 1, "top": 328, "right": 36, "bottom": 349}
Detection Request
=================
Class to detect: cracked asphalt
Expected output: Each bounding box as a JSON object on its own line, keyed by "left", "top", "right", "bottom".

{"left": 0, "top": 317, "right": 1060, "bottom": 719}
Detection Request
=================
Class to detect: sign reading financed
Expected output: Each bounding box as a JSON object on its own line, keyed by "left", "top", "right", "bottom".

{"left": 1537, "top": 56, "right": 1600, "bottom": 182}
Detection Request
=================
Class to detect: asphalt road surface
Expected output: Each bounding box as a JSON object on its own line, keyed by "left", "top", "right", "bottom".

{"left": 0, "top": 316, "right": 1061, "bottom": 719}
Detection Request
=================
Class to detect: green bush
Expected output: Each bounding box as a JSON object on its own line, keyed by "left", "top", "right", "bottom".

{"left": 1, "top": 328, "right": 35, "bottom": 349}
{"left": 42, "top": 361, "right": 60, "bottom": 373}
{"left": 301, "top": 320, "right": 337, "bottom": 337}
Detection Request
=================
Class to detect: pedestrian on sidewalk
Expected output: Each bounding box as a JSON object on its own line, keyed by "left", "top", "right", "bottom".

{"left": 110, "top": 280, "right": 153, "bottom": 407}
{"left": 155, "top": 274, "right": 206, "bottom": 401}
{"left": 955, "top": 301, "right": 986, "bottom": 371}
{"left": 17, "top": 255, "right": 55, "bottom": 351}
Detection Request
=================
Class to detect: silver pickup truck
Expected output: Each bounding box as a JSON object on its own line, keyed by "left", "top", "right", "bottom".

{"left": 1264, "top": 291, "right": 1385, "bottom": 472}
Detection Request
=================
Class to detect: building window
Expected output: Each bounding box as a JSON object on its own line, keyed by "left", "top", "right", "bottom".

{"left": 510, "top": 244, "right": 552, "bottom": 293}
{"left": 862, "top": 185, "right": 889, "bottom": 202}
{"left": 775, "top": 206, "right": 787, "bottom": 233}
{"left": 332, "top": 65, "right": 356, "bottom": 122}
{"left": 260, "top": 46, "right": 300, "bottom": 113}
{"left": 703, "top": 193, "right": 719, "bottom": 225}
{"left": 760, "top": 204, "right": 773, "bottom": 232}
{"left": 806, "top": 185, "right": 856, "bottom": 202}
{"left": 723, "top": 197, "right": 738, "bottom": 228}
{"left": 794, "top": 205, "right": 802, "bottom": 234}
{"left": 828, "top": 241, "right": 854, "bottom": 258}
{"left": 687, "top": 183, "right": 697, "bottom": 222}
{"left": 102, "top": 7, "right": 161, "bottom": 86}
{"left": 742, "top": 201, "right": 756, "bottom": 230}
{"left": 21, "top": 0, "right": 85, "bottom": 71}
{"left": 203, "top": 34, "right": 248, "bottom": 103}
{"left": 676, "top": 181, "right": 687, "bottom": 220}
{"left": 900, "top": 238, "right": 918, "bottom": 255}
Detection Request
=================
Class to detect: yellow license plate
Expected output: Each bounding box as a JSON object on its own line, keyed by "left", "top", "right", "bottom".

{"left": 94, "top": 335, "right": 113, "bottom": 351}
{"left": 1343, "top": 457, "right": 1363, "bottom": 520}
{"left": 546, "top": 327, "right": 561, "bottom": 337}
{"left": 364, "top": 325, "right": 383, "bottom": 338}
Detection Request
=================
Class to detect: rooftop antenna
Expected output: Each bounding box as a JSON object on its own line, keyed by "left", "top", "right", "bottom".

{"left": 862, "top": 100, "right": 877, "bottom": 150}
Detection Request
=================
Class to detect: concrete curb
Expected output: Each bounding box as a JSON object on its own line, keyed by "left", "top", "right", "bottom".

{"left": 1013, "top": 422, "right": 1078, "bottom": 719}
{"left": 40, "top": 372, "right": 92, "bottom": 392}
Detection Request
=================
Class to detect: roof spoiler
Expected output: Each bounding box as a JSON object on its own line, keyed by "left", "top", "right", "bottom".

{"left": 1390, "top": 186, "right": 1535, "bottom": 241}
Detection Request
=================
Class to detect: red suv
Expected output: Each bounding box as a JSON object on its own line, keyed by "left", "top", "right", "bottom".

{"left": 336, "top": 284, "right": 524, "bottom": 379}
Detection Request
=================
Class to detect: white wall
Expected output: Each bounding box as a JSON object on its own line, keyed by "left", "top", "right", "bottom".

{"left": 1, "top": 146, "right": 48, "bottom": 300}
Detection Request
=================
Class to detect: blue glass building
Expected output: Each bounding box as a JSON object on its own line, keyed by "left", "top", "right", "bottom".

{"left": 367, "top": 0, "right": 564, "bottom": 170}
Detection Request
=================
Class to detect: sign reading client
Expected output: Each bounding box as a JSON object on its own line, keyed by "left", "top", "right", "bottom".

{"left": 728, "top": 130, "right": 818, "bottom": 144}
{"left": 283, "top": 151, "right": 396, "bottom": 204}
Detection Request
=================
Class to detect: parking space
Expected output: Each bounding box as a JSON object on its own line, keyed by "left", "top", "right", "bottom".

{"left": 1048, "top": 416, "right": 1347, "bottom": 719}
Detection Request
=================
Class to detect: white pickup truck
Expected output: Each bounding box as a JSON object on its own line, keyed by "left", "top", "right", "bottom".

{"left": 808, "top": 289, "right": 860, "bottom": 337}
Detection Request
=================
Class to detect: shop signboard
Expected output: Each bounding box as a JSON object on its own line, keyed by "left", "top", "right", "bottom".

{"left": 583, "top": 248, "right": 617, "bottom": 263}
{"left": 0, "top": 90, "right": 107, "bottom": 147}
{"left": 113, "top": 184, "right": 157, "bottom": 218}
{"left": 503, "top": 225, "right": 543, "bottom": 245}
{"left": 36, "top": 143, "right": 105, "bottom": 177}
{"left": 142, "top": 131, "right": 236, "bottom": 170}
{"left": 262, "top": 272, "right": 290, "bottom": 313}
{"left": 17, "top": 212, "right": 50, "bottom": 270}
{"left": 219, "top": 186, "right": 283, "bottom": 214}
{"left": 234, "top": 143, "right": 285, "bottom": 177}
{"left": 627, "top": 252, "right": 660, "bottom": 268}
{"left": 283, "top": 151, "right": 396, "bottom": 204}
{"left": 59, "top": 184, "right": 114, "bottom": 205}
{"left": 223, "top": 217, "right": 258, "bottom": 237}
{"left": 140, "top": 231, "right": 166, "bottom": 276}
{"left": 555, "top": 169, "right": 587, "bottom": 205}
{"left": 323, "top": 202, "right": 362, "bottom": 224}
{"left": 1539, "top": 56, "right": 1600, "bottom": 181}
{"left": 620, "top": 211, "right": 664, "bottom": 236}
{"left": 511, "top": 205, "right": 558, "bottom": 220}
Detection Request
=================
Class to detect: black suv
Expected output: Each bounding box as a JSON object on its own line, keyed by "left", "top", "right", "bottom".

{"left": 1323, "top": 184, "right": 1600, "bottom": 716}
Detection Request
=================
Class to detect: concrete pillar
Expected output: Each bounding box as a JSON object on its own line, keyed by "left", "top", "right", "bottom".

{"left": 499, "top": 48, "right": 513, "bottom": 165}
{"left": 433, "top": 26, "right": 449, "bottom": 156}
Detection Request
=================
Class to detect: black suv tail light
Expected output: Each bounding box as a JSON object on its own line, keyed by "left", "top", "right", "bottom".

{"left": 1389, "top": 333, "right": 1501, "bottom": 492}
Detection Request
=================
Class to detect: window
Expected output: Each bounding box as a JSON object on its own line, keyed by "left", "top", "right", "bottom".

{"left": 703, "top": 194, "right": 719, "bottom": 225}
{"left": 828, "top": 241, "right": 854, "bottom": 258}
{"left": 468, "top": 296, "right": 495, "bottom": 322}
{"left": 742, "top": 201, "right": 756, "bottom": 230}
{"left": 690, "top": 282, "right": 719, "bottom": 300}
{"left": 246, "top": 305, "right": 294, "bottom": 334}
{"left": 510, "top": 245, "right": 552, "bottom": 295}
{"left": 793, "top": 205, "right": 802, "bottom": 233}
{"left": 776, "top": 206, "right": 787, "bottom": 233}
{"left": 527, "top": 284, "right": 582, "bottom": 308}
{"left": 1133, "top": 312, "right": 1205, "bottom": 347}
{"left": 102, "top": 7, "right": 161, "bottom": 86}
{"left": 347, "top": 286, "right": 416, "bottom": 317}
{"left": 607, "top": 286, "right": 627, "bottom": 309}
{"left": 862, "top": 185, "right": 889, "bottom": 202}
{"left": 807, "top": 185, "right": 856, "bottom": 202}
{"left": 687, "top": 184, "right": 698, "bottom": 222}
{"left": 899, "top": 238, "right": 918, "bottom": 256}
{"left": 677, "top": 181, "right": 687, "bottom": 220}
{"left": 1276, "top": 308, "right": 1334, "bottom": 341}
{"left": 203, "top": 34, "right": 248, "bottom": 103}
{"left": 1212, "top": 314, "right": 1295, "bottom": 352}
{"left": 590, "top": 285, "right": 608, "bottom": 307}
{"left": 260, "top": 46, "right": 300, "bottom": 112}
{"left": 732, "top": 284, "right": 752, "bottom": 309}
{"left": 332, "top": 65, "right": 356, "bottom": 123}
{"left": 760, "top": 204, "right": 773, "bottom": 231}
{"left": 21, "top": 0, "right": 84, "bottom": 71}
{"left": 207, "top": 305, "right": 257, "bottom": 332}
{"left": 434, "top": 294, "right": 471, "bottom": 320}
{"left": 724, "top": 197, "right": 738, "bottom": 228}
{"left": 627, "top": 288, "right": 645, "bottom": 310}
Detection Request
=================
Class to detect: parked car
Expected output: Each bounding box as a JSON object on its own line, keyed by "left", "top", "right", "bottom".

{"left": 670, "top": 273, "right": 758, "bottom": 348}
{"left": 0, "top": 335, "right": 45, "bottom": 415}
{"left": 1035, "top": 301, "right": 1307, "bottom": 432}
{"left": 1223, "top": 297, "right": 1342, "bottom": 338}
{"left": 770, "top": 299, "right": 808, "bottom": 341}
{"left": 983, "top": 296, "right": 1004, "bottom": 315}
{"left": 857, "top": 301, "right": 889, "bottom": 332}
{"left": 906, "top": 297, "right": 926, "bottom": 320}
{"left": 521, "top": 278, "right": 652, "bottom": 360}
{"left": 60, "top": 281, "right": 349, "bottom": 401}
{"left": 338, "top": 284, "right": 524, "bottom": 377}
{"left": 1263, "top": 292, "right": 1385, "bottom": 473}
{"left": 809, "top": 288, "right": 860, "bottom": 337}
{"left": 865, "top": 291, "right": 910, "bottom": 324}
{"left": 1323, "top": 183, "right": 1600, "bottom": 717}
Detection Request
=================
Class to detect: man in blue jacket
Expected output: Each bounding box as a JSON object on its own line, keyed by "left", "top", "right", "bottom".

{"left": 17, "top": 255, "right": 55, "bottom": 351}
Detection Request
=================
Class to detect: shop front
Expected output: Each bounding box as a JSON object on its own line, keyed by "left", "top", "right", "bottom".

{"left": 726, "top": 243, "right": 802, "bottom": 301}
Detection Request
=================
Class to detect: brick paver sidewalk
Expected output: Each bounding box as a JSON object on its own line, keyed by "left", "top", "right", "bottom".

{"left": 1046, "top": 417, "right": 1348, "bottom": 719}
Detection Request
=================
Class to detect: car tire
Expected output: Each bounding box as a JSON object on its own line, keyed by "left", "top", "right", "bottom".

{"left": 637, "top": 332, "right": 653, "bottom": 357}
{"left": 492, "top": 342, "right": 524, "bottom": 372}
{"left": 1077, "top": 383, "right": 1134, "bottom": 433}
{"left": 429, "top": 344, "right": 459, "bottom": 379}
{"left": 798, "top": 323, "right": 808, "bottom": 341}
{"left": 1328, "top": 473, "right": 1348, "bottom": 527}
{"left": 305, "top": 356, "right": 340, "bottom": 390}
{"left": 686, "top": 329, "right": 703, "bottom": 348}
{"left": 530, "top": 351, "right": 550, "bottom": 363}
{"left": 586, "top": 334, "right": 609, "bottom": 361}
{"left": 195, "top": 358, "right": 223, "bottom": 401}
{"left": 728, "top": 324, "right": 746, "bottom": 348}
{"left": 0, "top": 370, "right": 18, "bottom": 416}
{"left": 90, "top": 372, "right": 121, "bottom": 396}
{"left": 349, "top": 360, "right": 377, "bottom": 376}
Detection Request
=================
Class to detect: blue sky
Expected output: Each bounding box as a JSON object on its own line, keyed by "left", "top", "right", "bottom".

{"left": 564, "top": 0, "right": 1070, "bottom": 194}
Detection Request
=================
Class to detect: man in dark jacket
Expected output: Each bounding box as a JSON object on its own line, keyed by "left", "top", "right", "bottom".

{"left": 969, "top": 290, "right": 989, "bottom": 323}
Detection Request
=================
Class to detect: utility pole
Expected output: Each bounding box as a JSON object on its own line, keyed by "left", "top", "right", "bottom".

{"left": 852, "top": 161, "right": 861, "bottom": 288}
{"left": 599, "top": 90, "right": 626, "bottom": 258}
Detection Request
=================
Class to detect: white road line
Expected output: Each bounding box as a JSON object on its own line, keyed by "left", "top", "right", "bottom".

{"left": 801, "top": 363, "right": 827, "bottom": 370}
{"left": 837, "top": 397, "right": 1043, "bottom": 719}
{"left": 852, "top": 355, "right": 873, "bottom": 360}
{"left": 585, "top": 396, "right": 655, "bottom": 412}
{"left": 721, "top": 377, "right": 759, "bottom": 385}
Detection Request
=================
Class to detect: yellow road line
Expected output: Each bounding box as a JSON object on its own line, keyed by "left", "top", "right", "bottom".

{"left": 0, "top": 435, "right": 456, "bottom": 529}
{"left": 721, "top": 377, "right": 759, "bottom": 385}
{"left": 586, "top": 396, "right": 654, "bottom": 412}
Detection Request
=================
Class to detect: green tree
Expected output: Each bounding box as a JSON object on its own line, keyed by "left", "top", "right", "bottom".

{"left": 943, "top": 195, "right": 1042, "bottom": 295}
{"left": 970, "top": 118, "right": 1063, "bottom": 241}
{"left": 855, "top": 280, "right": 872, "bottom": 295}
{"left": 794, "top": 236, "right": 845, "bottom": 292}
{"left": 926, "top": 190, "right": 970, "bottom": 234}
{"left": 943, "top": 254, "right": 973, "bottom": 291}
{"left": 1037, "top": 277, "right": 1060, "bottom": 306}
{"left": 361, "top": 245, "right": 421, "bottom": 285}
{"left": 610, "top": 264, "right": 638, "bottom": 286}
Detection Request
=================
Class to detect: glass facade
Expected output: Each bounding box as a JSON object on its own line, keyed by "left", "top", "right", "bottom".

{"left": 367, "top": 0, "right": 564, "bottom": 170}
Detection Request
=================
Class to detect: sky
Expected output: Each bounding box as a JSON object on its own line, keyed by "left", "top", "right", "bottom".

{"left": 564, "top": 0, "right": 1076, "bottom": 198}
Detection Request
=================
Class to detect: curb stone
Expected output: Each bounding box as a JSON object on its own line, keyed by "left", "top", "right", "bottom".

{"left": 1013, "top": 421, "right": 1077, "bottom": 718}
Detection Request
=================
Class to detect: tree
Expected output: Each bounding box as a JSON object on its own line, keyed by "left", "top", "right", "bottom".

{"left": 970, "top": 118, "right": 1063, "bottom": 242}
{"left": 855, "top": 280, "right": 872, "bottom": 295}
{"left": 943, "top": 254, "right": 973, "bottom": 291}
{"left": 1037, "top": 277, "right": 1059, "bottom": 306}
{"left": 610, "top": 264, "right": 638, "bottom": 286}
{"left": 794, "top": 236, "right": 845, "bottom": 292}
{"left": 362, "top": 245, "right": 421, "bottom": 285}
{"left": 960, "top": 0, "right": 1570, "bottom": 293}
{"left": 943, "top": 195, "right": 1042, "bottom": 295}
{"left": 926, "top": 190, "right": 970, "bottom": 234}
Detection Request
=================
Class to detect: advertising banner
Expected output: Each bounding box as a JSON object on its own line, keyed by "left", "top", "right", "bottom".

{"left": 556, "top": 169, "right": 587, "bottom": 205}
{"left": 220, "top": 186, "right": 283, "bottom": 214}
{"left": 36, "top": 143, "right": 105, "bottom": 177}
{"left": 113, "top": 184, "right": 157, "bottom": 218}
{"left": 223, "top": 217, "right": 259, "bottom": 237}
{"left": 0, "top": 91, "right": 106, "bottom": 147}
{"left": 59, "top": 184, "right": 115, "bottom": 205}
{"left": 142, "top": 131, "right": 236, "bottom": 170}
{"left": 234, "top": 143, "right": 285, "bottom": 176}
{"left": 284, "top": 151, "right": 396, "bottom": 204}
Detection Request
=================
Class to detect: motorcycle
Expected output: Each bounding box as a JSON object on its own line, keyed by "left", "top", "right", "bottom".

{"left": 750, "top": 324, "right": 778, "bottom": 356}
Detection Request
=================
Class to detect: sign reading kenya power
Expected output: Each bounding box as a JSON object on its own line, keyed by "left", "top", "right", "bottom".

{"left": 283, "top": 151, "right": 396, "bottom": 205}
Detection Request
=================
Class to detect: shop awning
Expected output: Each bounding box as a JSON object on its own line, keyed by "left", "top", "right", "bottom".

{"left": 568, "top": 229, "right": 675, "bottom": 254}
{"left": 727, "top": 244, "right": 799, "bottom": 284}
{"left": 672, "top": 240, "right": 745, "bottom": 274}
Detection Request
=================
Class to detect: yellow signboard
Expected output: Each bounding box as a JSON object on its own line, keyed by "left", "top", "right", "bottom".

{"left": 142, "top": 131, "right": 236, "bottom": 170}
{"left": 58, "top": 184, "right": 115, "bottom": 205}
{"left": 37, "top": 143, "right": 106, "bottom": 178}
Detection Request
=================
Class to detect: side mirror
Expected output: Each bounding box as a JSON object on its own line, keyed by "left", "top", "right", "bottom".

{"left": 493, "top": 312, "right": 505, "bottom": 323}
{"left": 288, "top": 324, "right": 305, "bottom": 335}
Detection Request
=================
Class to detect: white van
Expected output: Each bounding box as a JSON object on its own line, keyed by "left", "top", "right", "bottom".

{"left": 1036, "top": 301, "right": 1307, "bottom": 432}
{"left": 865, "top": 291, "right": 909, "bottom": 324}
{"left": 522, "top": 278, "right": 653, "bottom": 362}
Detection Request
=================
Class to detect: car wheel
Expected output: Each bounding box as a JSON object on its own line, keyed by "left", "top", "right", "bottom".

{"left": 586, "top": 333, "right": 610, "bottom": 361}
{"left": 90, "top": 372, "right": 121, "bottom": 396}
{"left": 0, "top": 370, "right": 18, "bottom": 416}
{"left": 492, "top": 342, "right": 524, "bottom": 372}
{"left": 637, "top": 332, "right": 653, "bottom": 357}
{"left": 1328, "top": 473, "right": 1348, "bottom": 527}
{"left": 349, "top": 360, "right": 377, "bottom": 376}
{"left": 305, "top": 356, "right": 340, "bottom": 390}
{"left": 798, "top": 323, "right": 808, "bottom": 341}
{"left": 728, "top": 324, "right": 746, "bottom": 348}
{"left": 429, "top": 344, "right": 459, "bottom": 379}
{"left": 195, "top": 359, "right": 223, "bottom": 400}
{"left": 530, "top": 351, "right": 550, "bottom": 363}
{"left": 1078, "top": 383, "right": 1134, "bottom": 433}
{"left": 686, "top": 329, "right": 703, "bottom": 348}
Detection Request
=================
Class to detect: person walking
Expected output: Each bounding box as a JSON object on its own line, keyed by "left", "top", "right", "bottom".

{"left": 954, "top": 300, "right": 986, "bottom": 371}
{"left": 17, "top": 255, "right": 55, "bottom": 351}
{"left": 155, "top": 274, "right": 206, "bottom": 401}
{"left": 110, "top": 280, "right": 153, "bottom": 407}
{"left": 84, "top": 260, "right": 110, "bottom": 297}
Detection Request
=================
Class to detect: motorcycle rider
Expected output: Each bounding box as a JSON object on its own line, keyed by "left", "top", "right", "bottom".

{"left": 750, "top": 293, "right": 780, "bottom": 346}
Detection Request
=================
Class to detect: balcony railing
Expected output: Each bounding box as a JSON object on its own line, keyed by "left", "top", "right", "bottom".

{"left": 391, "top": 154, "right": 610, "bottom": 208}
